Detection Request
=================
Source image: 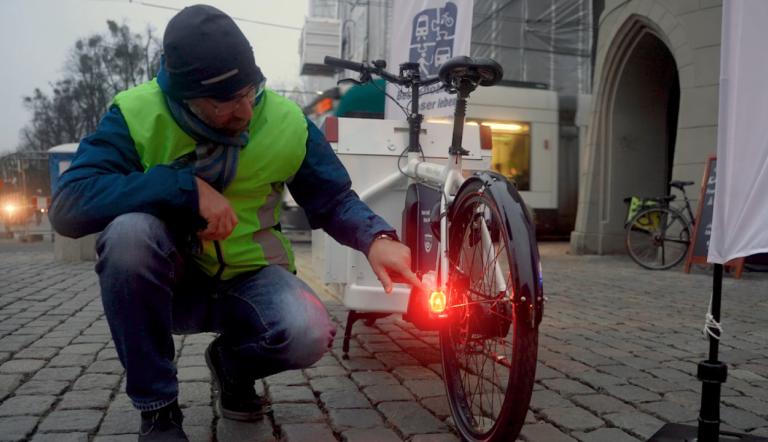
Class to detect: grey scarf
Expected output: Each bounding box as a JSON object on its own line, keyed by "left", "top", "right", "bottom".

{"left": 165, "top": 96, "right": 248, "bottom": 192}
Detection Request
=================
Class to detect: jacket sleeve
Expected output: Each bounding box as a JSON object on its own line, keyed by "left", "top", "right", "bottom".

{"left": 287, "top": 118, "right": 397, "bottom": 255}
{"left": 48, "top": 106, "right": 201, "bottom": 238}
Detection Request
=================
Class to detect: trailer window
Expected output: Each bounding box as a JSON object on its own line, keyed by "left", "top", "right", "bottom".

{"left": 481, "top": 121, "right": 531, "bottom": 191}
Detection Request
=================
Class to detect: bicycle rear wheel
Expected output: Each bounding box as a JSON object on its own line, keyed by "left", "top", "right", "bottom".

{"left": 625, "top": 206, "right": 691, "bottom": 270}
{"left": 441, "top": 174, "right": 541, "bottom": 442}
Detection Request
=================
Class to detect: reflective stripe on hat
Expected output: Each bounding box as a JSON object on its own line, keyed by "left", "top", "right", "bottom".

{"left": 201, "top": 69, "right": 240, "bottom": 85}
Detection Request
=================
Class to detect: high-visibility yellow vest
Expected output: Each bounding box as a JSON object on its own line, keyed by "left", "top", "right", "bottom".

{"left": 114, "top": 79, "right": 307, "bottom": 279}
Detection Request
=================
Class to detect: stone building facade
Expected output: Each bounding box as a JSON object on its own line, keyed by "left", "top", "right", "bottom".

{"left": 571, "top": 0, "right": 722, "bottom": 254}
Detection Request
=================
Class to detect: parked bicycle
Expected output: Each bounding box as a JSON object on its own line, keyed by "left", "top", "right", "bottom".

{"left": 624, "top": 180, "right": 696, "bottom": 270}
{"left": 324, "top": 55, "right": 543, "bottom": 442}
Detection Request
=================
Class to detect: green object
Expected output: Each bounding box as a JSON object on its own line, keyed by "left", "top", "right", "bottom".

{"left": 625, "top": 196, "right": 659, "bottom": 230}
{"left": 335, "top": 78, "right": 386, "bottom": 118}
{"left": 115, "top": 79, "right": 308, "bottom": 279}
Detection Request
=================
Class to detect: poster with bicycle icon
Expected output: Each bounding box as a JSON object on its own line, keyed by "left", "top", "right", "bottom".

{"left": 410, "top": 2, "right": 457, "bottom": 77}
{"left": 386, "top": 0, "right": 473, "bottom": 119}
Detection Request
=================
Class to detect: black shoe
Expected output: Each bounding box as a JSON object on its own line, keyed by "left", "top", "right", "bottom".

{"left": 138, "top": 400, "right": 188, "bottom": 442}
{"left": 205, "top": 337, "right": 271, "bottom": 421}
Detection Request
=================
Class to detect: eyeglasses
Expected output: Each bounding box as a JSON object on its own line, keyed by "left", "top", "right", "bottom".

{"left": 206, "top": 82, "right": 264, "bottom": 116}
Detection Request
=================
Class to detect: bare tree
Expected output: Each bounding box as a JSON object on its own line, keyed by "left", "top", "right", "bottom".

{"left": 18, "top": 21, "right": 161, "bottom": 152}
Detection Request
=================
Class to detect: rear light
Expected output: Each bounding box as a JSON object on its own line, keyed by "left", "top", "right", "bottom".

{"left": 403, "top": 271, "right": 449, "bottom": 330}
{"left": 429, "top": 290, "right": 446, "bottom": 314}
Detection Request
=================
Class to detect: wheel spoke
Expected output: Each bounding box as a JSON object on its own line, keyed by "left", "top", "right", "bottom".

{"left": 662, "top": 238, "right": 690, "bottom": 245}
{"left": 626, "top": 207, "right": 691, "bottom": 270}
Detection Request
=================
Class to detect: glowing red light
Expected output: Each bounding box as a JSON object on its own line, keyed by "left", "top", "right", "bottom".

{"left": 429, "top": 290, "right": 446, "bottom": 314}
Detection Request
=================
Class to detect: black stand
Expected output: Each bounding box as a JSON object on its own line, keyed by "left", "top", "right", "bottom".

{"left": 649, "top": 264, "right": 768, "bottom": 442}
{"left": 341, "top": 310, "right": 391, "bottom": 359}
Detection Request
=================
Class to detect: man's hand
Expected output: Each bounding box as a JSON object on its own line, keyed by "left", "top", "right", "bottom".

{"left": 195, "top": 177, "right": 238, "bottom": 241}
{"left": 367, "top": 237, "right": 427, "bottom": 294}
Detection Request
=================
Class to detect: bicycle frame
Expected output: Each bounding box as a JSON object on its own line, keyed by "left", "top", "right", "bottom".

{"left": 404, "top": 59, "right": 507, "bottom": 299}
{"left": 405, "top": 151, "right": 508, "bottom": 295}
{"left": 678, "top": 188, "right": 696, "bottom": 227}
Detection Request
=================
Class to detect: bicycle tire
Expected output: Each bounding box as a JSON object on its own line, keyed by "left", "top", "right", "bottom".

{"left": 441, "top": 173, "right": 541, "bottom": 442}
{"left": 625, "top": 206, "right": 691, "bottom": 270}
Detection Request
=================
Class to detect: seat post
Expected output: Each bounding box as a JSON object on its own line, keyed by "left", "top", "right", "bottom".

{"left": 449, "top": 82, "right": 474, "bottom": 156}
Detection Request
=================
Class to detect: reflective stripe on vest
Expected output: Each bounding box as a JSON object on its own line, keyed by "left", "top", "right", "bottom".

{"left": 113, "top": 79, "right": 307, "bottom": 279}
{"left": 253, "top": 182, "right": 291, "bottom": 265}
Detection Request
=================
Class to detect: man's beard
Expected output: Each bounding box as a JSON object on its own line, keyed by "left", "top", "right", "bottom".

{"left": 220, "top": 120, "right": 250, "bottom": 136}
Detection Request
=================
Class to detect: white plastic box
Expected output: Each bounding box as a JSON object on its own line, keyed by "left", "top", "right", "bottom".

{"left": 313, "top": 118, "right": 489, "bottom": 313}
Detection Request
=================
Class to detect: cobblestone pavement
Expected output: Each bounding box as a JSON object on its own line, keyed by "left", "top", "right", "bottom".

{"left": 0, "top": 242, "right": 766, "bottom": 441}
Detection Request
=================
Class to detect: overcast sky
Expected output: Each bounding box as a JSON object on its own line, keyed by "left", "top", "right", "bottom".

{"left": 0, "top": 0, "right": 309, "bottom": 154}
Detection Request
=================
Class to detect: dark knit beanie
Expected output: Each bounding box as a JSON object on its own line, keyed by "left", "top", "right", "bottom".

{"left": 160, "top": 4, "right": 264, "bottom": 100}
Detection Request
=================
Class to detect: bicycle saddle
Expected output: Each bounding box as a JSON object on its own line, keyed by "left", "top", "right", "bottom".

{"left": 438, "top": 56, "right": 504, "bottom": 87}
{"left": 670, "top": 180, "right": 695, "bottom": 189}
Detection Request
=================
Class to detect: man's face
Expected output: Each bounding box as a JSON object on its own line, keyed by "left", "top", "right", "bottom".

{"left": 186, "top": 85, "right": 257, "bottom": 136}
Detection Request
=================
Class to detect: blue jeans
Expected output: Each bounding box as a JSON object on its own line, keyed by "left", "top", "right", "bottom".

{"left": 95, "top": 213, "right": 336, "bottom": 411}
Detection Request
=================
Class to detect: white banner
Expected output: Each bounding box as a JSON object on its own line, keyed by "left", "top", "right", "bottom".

{"left": 709, "top": 0, "right": 768, "bottom": 263}
{"left": 385, "top": 0, "right": 474, "bottom": 120}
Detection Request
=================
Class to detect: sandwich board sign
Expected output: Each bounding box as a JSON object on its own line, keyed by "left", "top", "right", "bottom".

{"left": 685, "top": 156, "right": 744, "bottom": 277}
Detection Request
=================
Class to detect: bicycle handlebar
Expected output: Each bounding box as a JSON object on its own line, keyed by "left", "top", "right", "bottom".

{"left": 324, "top": 55, "right": 445, "bottom": 155}
{"left": 324, "top": 56, "right": 366, "bottom": 73}
{"left": 324, "top": 56, "right": 441, "bottom": 88}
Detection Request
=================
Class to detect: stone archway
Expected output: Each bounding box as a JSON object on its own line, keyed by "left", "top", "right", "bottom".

{"left": 572, "top": 10, "right": 685, "bottom": 254}
{"left": 604, "top": 26, "right": 680, "bottom": 250}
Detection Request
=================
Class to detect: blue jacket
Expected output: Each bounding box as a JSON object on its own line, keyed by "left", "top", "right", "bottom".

{"left": 49, "top": 105, "right": 395, "bottom": 255}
